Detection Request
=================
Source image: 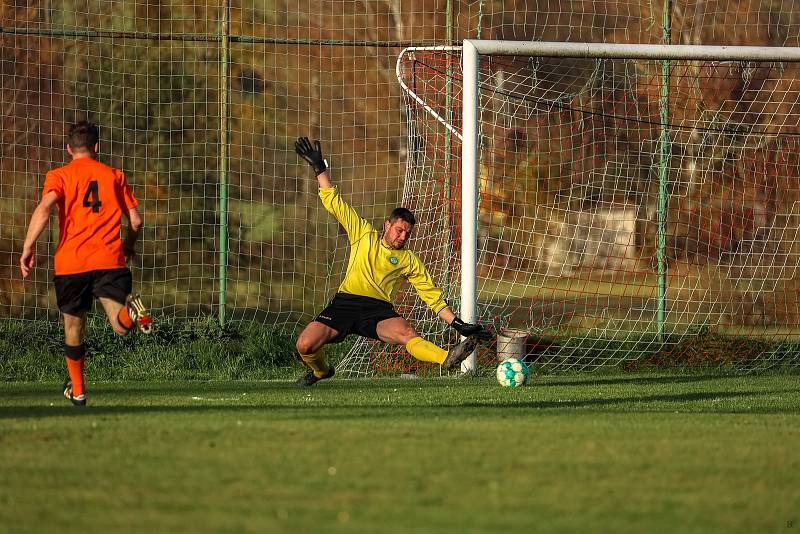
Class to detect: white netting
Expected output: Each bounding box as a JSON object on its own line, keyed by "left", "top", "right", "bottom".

{"left": 339, "top": 45, "right": 800, "bottom": 375}
{"left": 2, "top": 2, "right": 800, "bottom": 374}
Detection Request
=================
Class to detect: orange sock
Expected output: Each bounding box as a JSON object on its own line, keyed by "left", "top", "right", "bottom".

{"left": 66, "top": 356, "right": 85, "bottom": 397}
{"left": 117, "top": 307, "right": 133, "bottom": 330}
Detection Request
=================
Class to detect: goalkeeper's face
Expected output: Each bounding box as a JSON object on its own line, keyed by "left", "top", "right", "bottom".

{"left": 383, "top": 219, "right": 414, "bottom": 250}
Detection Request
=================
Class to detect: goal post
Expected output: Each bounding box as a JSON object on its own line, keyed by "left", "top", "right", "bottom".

{"left": 460, "top": 40, "right": 480, "bottom": 373}
{"left": 339, "top": 40, "right": 800, "bottom": 377}
{"left": 458, "top": 40, "right": 800, "bottom": 373}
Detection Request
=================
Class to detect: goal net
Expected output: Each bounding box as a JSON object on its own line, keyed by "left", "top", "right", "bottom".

{"left": 339, "top": 41, "right": 800, "bottom": 375}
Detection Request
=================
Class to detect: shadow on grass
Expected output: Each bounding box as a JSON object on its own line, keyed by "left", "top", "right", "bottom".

{"left": 1, "top": 388, "right": 798, "bottom": 419}
{"left": 0, "top": 372, "right": 744, "bottom": 393}
{"left": 539, "top": 373, "right": 732, "bottom": 388}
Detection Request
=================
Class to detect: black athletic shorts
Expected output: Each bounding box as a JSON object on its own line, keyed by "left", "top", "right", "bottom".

{"left": 53, "top": 268, "right": 132, "bottom": 314}
{"left": 315, "top": 293, "right": 400, "bottom": 343}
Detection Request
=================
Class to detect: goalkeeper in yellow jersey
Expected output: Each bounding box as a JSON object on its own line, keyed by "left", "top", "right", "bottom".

{"left": 293, "top": 137, "right": 484, "bottom": 386}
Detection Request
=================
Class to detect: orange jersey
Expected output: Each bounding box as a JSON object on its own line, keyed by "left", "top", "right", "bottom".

{"left": 42, "top": 157, "right": 138, "bottom": 275}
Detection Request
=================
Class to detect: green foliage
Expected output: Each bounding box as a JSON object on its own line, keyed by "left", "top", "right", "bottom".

{"left": 0, "top": 317, "right": 301, "bottom": 381}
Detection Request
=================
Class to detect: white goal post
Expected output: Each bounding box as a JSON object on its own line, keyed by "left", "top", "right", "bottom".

{"left": 339, "top": 40, "right": 800, "bottom": 377}
{"left": 458, "top": 40, "right": 800, "bottom": 373}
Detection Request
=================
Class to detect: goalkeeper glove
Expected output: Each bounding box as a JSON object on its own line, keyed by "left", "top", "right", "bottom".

{"left": 450, "top": 317, "right": 485, "bottom": 337}
{"left": 295, "top": 136, "right": 327, "bottom": 175}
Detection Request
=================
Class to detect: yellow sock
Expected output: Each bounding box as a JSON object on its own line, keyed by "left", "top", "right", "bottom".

{"left": 299, "top": 349, "right": 330, "bottom": 378}
{"left": 406, "top": 336, "right": 447, "bottom": 364}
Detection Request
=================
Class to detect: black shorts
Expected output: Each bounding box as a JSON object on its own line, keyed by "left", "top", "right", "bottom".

{"left": 53, "top": 268, "right": 132, "bottom": 315}
{"left": 315, "top": 293, "right": 400, "bottom": 343}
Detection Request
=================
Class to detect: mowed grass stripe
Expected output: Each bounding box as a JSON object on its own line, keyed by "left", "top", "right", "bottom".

{"left": 1, "top": 374, "right": 798, "bottom": 534}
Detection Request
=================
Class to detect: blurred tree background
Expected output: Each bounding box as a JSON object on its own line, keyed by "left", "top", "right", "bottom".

{"left": 2, "top": 0, "right": 800, "bottom": 332}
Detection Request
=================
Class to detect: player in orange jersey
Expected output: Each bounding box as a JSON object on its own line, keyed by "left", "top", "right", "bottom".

{"left": 20, "top": 121, "right": 152, "bottom": 406}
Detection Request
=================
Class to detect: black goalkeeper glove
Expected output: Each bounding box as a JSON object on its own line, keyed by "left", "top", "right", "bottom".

{"left": 450, "top": 317, "right": 485, "bottom": 337}
{"left": 295, "top": 136, "right": 327, "bottom": 175}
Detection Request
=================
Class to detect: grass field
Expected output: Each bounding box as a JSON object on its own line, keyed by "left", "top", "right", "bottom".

{"left": 1, "top": 373, "right": 799, "bottom": 533}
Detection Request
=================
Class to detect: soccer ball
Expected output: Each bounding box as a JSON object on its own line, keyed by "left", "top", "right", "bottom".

{"left": 496, "top": 357, "right": 529, "bottom": 387}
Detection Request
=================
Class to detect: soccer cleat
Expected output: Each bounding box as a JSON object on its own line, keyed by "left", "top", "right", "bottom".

{"left": 442, "top": 335, "right": 479, "bottom": 371}
{"left": 295, "top": 365, "right": 335, "bottom": 387}
{"left": 62, "top": 378, "right": 87, "bottom": 407}
{"left": 126, "top": 294, "right": 152, "bottom": 334}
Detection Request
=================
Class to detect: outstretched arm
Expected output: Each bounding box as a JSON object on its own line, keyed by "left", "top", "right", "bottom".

{"left": 438, "top": 306, "right": 486, "bottom": 337}
{"left": 295, "top": 137, "right": 332, "bottom": 188}
{"left": 316, "top": 169, "right": 333, "bottom": 189}
{"left": 406, "top": 253, "right": 486, "bottom": 337}
{"left": 20, "top": 191, "right": 59, "bottom": 278}
{"left": 295, "top": 136, "right": 370, "bottom": 239}
{"left": 438, "top": 306, "right": 456, "bottom": 324}
{"left": 122, "top": 206, "right": 144, "bottom": 261}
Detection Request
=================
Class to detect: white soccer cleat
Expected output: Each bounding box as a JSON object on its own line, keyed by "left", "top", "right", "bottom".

{"left": 62, "top": 379, "right": 86, "bottom": 406}
{"left": 126, "top": 294, "right": 153, "bottom": 334}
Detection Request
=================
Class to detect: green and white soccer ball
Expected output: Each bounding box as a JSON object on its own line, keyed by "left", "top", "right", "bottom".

{"left": 496, "top": 357, "right": 529, "bottom": 387}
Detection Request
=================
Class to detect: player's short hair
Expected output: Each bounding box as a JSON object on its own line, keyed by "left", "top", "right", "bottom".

{"left": 68, "top": 121, "right": 99, "bottom": 151}
{"left": 388, "top": 207, "right": 416, "bottom": 226}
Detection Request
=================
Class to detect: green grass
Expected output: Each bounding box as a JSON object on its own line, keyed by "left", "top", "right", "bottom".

{"left": 0, "top": 317, "right": 329, "bottom": 381}
{"left": 1, "top": 373, "right": 799, "bottom": 533}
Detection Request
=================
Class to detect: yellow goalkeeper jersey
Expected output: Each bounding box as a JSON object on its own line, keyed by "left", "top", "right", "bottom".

{"left": 319, "top": 187, "right": 447, "bottom": 313}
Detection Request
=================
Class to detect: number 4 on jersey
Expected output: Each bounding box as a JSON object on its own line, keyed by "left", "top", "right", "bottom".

{"left": 83, "top": 180, "right": 102, "bottom": 212}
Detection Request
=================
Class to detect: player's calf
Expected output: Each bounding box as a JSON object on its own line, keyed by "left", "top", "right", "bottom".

{"left": 63, "top": 343, "right": 86, "bottom": 405}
